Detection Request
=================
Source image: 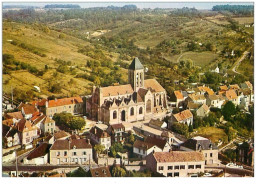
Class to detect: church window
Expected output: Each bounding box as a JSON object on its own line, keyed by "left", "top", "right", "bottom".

{"left": 146, "top": 99, "right": 151, "bottom": 113}
{"left": 130, "top": 107, "right": 134, "bottom": 116}
{"left": 139, "top": 107, "right": 143, "bottom": 114}
{"left": 113, "top": 111, "right": 117, "bottom": 119}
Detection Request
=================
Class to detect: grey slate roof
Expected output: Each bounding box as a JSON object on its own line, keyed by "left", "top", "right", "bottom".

{"left": 129, "top": 57, "right": 144, "bottom": 70}
{"left": 181, "top": 136, "right": 218, "bottom": 151}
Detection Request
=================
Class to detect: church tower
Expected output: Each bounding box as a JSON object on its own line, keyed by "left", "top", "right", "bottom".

{"left": 128, "top": 57, "right": 144, "bottom": 91}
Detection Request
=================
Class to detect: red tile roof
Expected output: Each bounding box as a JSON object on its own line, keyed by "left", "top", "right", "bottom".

{"left": 54, "top": 130, "right": 71, "bottom": 140}
{"left": 16, "top": 118, "right": 36, "bottom": 132}
{"left": 18, "top": 103, "right": 38, "bottom": 115}
{"left": 220, "top": 85, "right": 228, "bottom": 91}
{"left": 5, "top": 111, "right": 23, "bottom": 120}
{"left": 31, "top": 99, "right": 47, "bottom": 107}
{"left": 48, "top": 97, "right": 83, "bottom": 108}
{"left": 174, "top": 91, "right": 184, "bottom": 100}
{"left": 145, "top": 136, "right": 167, "bottom": 150}
{"left": 197, "top": 86, "right": 214, "bottom": 95}
{"left": 153, "top": 151, "right": 204, "bottom": 163}
{"left": 173, "top": 110, "right": 193, "bottom": 122}
{"left": 50, "top": 139, "right": 92, "bottom": 150}
{"left": 27, "top": 143, "right": 50, "bottom": 160}
{"left": 225, "top": 90, "right": 238, "bottom": 100}
{"left": 111, "top": 123, "right": 125, "bottom": 129}
{"left": 90, "top": 167, "right": 111, "bottom": 177}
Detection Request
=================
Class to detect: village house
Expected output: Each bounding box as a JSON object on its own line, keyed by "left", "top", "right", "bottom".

{"left": 206, "top": 94, "right": 226, "bottom": 109}
{"left": 53, "top": 130, "right": 71, "bottom": 140}
{"left": 223, "top": 90, "right": 239, "bottom": 106}
{"left": 239, "top": 89, "right": 254, "bottom": 110}
{"left": 18, "top": 103, "right": 38, "bottom": 120}
{"left": 4, "top": 111, "right": 23, "bottom": 123}
{"left": 44, "top": 134, "right": 55, "bottom": 145}
{"left": 23, "top": 143, "right": 51, "bottom": 165}
{"left": 30, "top": 112, "right": 46, "bottom": 129}
{"left": 86, "top": 57, "right": 168, "bottom": 124}
{"left": 196, "top": 104, "right": 210, "bottom": 118}
{"left": 146, "top": 151, "right": 205, "bottom": 177}
{"left": 90, "top": 166, "right": 111, "bottom": 177}
{"left": 170, "top": 91, "right": 185, "bottom": 108}
{"left": 148, "top": 118, "right": 167, "bottom": 130}
{"left": 45, "top": 97, "right": 84, "bottom": 117}
{"left": 40, "top": 116, "right": 56, "bottom": 134}
{"left": 229, "top": 84, "right": 240, "bottom": 91}
{"left": 90, "top": 124, "right": 111, "bottom": 150}
{"left": 168, "top": 110, "right": 193, "bottom": 128}
{"left": 180, "top": 136, "right": 218, "bottom": 165}
{"left": 186, "top": 102, "right": 200, "bottom": 111}
{"left": 16, "top": 118, "right": 39, "bottom": 145}
{"left": 107, "top": 123, "right": 126, "bottom": 144}
{"left": 186, "top": 94, "right": 207, "bottom": 105}
{"left": 2, "top": 119, "right": 20, "bottom": 148}
{"left": 49, "top": 139, "right": 92, "bottom": 165}
{"left": 196, "top": 86, "right": 214, "bottom": 96}
{"left": 133, "top": 124, "right": 176, "bottom": 145}
{"left": 240, "top": 81, "right": 253, "bottom": 90}
{"left": 133, "top": 136, "right": 171, "bottom": 158}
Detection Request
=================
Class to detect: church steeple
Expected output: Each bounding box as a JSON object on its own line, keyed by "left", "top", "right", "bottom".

{"left": 128, "top": 57, "right": 144, "bottom": 91}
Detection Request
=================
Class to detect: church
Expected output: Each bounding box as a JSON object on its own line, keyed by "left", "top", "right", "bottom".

{"left": 86, "top": 57, "right": 168, "bottom": 124}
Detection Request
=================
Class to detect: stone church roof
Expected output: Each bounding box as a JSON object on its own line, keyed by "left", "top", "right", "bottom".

{"left": 101, "top": 84, "right": 134, "bottom": 97}
{"left": 129, "top": 57, "right": 144, "bottom": 70}
{"left": 144, "top": 79, "right": 165, "bottom": 92}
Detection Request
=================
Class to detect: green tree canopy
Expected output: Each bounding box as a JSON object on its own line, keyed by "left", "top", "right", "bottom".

{"left": 222, "top": 101, "right": 236, "bottom": 121}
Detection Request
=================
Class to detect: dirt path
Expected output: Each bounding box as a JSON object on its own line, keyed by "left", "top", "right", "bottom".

{"left": 232, "top": 48, "right": 251, "bottom": 74}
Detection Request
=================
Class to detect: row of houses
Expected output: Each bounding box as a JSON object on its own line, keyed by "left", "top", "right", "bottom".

{"left": 171, "top": 81, "right": 254, "bottom": 112}
{"left": 2, "top": 96, "right": 86, "bottom": 149}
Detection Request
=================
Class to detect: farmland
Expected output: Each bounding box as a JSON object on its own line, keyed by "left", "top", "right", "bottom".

{"left": 2, "top": 6, "right": 254, "bottom": 101}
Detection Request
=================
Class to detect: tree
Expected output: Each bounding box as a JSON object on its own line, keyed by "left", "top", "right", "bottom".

{"left": 171, "top": 122, "right": 189, "bottom": 137}
{"left": 172, "top": 107, "right": 180, "bottom": 114}
{"left": 222, "top": 101, "right": 236, "bottom": 121}
{"left": 189, "top": 124, "right": 193, "bottom": 132}
{"left": 127, "top": 133, "right": 135, "bottom": 144}
{"left": 110, "top": 143, "right": 124, "bottom": 157}
{"left": 59, "top": 33, "right": 66, "bottom": 39}
{"left": 53, "top": 113, "right": 85, "bottom": 130}
{"left": 94, "top": 144, "right": 105, "bottom": 155}
{"left": 111, "top": 166, "right": 126, "bottom": 177}
{"left": 68, "top": 117, "right": 86, "bottom": 130}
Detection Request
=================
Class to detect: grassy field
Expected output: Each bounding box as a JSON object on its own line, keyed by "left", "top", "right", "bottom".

{"left": 2, "top": 21, "right": 128, "bottom": 98}
{"left": 178, "top": 51, "right": 219, "bottom": 67}
{"left": 233, "top": 17, "right": 254, "bottom": 24}
{"left": 192, "top": 127, "right": 228, "bottom": 145}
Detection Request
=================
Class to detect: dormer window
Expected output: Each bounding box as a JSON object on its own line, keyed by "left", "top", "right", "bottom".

{"left": 198, "top": 144, "right": 202, "bottom": 151}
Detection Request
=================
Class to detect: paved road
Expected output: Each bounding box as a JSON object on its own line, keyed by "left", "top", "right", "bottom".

{"left": 2, "top": 165, "right": 81, "bottom": 172}
{"left": 232, "top": 49, "right": 251, "bottom": 74}
{"left": 205, "top": 165, "right": 253, "bottom": 177}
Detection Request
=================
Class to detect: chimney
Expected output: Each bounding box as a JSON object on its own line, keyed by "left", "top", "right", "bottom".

{"left": 55, "top": 98, "right": 57, "bottom": 102}
{"left": 45, "top": 101, "right": 48, "bottom": 108}
{"left": 87, "top": 139, "right": 90, "bottom": 145}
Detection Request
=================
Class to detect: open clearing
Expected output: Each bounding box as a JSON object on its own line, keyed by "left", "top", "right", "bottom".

{"left": 233, "top": 17, "right": 254, "bottom": 24}
{"left": 193, "top": 127, "right": 228, "bottom": 144}
{"left": 178, "top": 51, "right": 218, "bottom": 67}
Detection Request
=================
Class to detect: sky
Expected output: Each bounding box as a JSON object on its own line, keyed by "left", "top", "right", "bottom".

{"left": 2, "top": 1, "right": 254, "bottom": 10}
